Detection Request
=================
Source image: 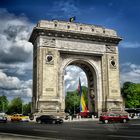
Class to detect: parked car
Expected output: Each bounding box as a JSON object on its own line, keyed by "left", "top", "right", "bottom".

{"left": 0, "top": 113, "right": 7, "bottom": 123}
{"left": 79, "top": 112, "right": 96, "bottom": 118}
{"left": 99, "top": 112, "right": 129, "bottom": 124}
{"left": 36, "top": 115, "right": 63, "bottom": 124}
{"left": 11, "top": 114, "right": 29, "bottom": 122}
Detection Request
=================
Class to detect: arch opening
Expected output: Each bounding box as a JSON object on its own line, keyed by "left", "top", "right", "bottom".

{"left": 64, "top": 60, "right": 98, "bottom": 116}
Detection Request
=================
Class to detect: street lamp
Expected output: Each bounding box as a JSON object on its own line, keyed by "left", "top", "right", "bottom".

{"left": 2, "top": 101, "right": 4, "bottom": 112}
{"left": 21, "top": 102, "right": 23, "bottom": 114}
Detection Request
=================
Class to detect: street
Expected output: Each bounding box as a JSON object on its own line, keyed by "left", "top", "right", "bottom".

{"left": 0, "top": 119, "right": 140, "bottom": 140}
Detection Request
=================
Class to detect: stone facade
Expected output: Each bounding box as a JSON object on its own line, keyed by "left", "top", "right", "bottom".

{"left": 29, "top": 20, "right": 123, "bottom": 117}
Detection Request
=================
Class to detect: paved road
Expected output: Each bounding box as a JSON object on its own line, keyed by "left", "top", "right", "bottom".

{"left": 0, "top": 119, "right": 140, "bottom": 140}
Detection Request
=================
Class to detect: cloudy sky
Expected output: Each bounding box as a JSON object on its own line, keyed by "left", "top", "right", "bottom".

{"left": 0, "top": 0, "right": 140, "bottom": 102}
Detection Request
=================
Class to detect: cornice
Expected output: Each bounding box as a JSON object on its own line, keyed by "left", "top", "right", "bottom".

{"left": 29, "top": 27, "right": 122, "bottom": 45}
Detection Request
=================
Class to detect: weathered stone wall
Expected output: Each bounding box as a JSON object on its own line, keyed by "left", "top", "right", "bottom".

{"left": 29, "top": 20, "right": 123, "bottom": 117}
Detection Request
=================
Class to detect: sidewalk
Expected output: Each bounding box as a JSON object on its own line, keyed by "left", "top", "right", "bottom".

{"left": 64, "top": 117, "right": 99, "bottom": 122}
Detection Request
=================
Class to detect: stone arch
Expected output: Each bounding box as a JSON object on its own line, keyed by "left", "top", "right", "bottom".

{"left": 29, "top": 20, "right": 123, "bottom": 117}
{"left": 60, "top": 56, "right": 103, "bottom": 116}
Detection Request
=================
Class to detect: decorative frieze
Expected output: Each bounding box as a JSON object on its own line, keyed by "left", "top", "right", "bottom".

{"left": 106, "top": 45, "right": 116, "bottom": 53}
{"left": 56, "top": 39, "right": 106, "bottom": 54}
{"left": 40, "top": 37, "right": 56, "bottom": 47}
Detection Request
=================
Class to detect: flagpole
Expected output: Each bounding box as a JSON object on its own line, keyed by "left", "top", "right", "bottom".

{"left": 74, "top": 100, "right": 75, "bottom": 115}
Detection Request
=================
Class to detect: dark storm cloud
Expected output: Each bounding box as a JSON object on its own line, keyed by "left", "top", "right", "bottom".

{"left": 120, "top": 63, "right": 140, "bottom": 85}
{"left": 0, "top": 45, "right": 32, "bottom": 63}
{"left": 4, "top": 24, "right": 28, "bottom": 41}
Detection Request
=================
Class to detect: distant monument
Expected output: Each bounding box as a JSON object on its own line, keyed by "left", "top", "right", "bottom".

{"left": 29, "top": 20, "right": 123, "bottom": 117}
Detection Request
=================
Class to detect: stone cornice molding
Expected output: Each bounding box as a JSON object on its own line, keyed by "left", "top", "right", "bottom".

{"left": 29, "top": 20, "right": 122, "bottom": 45}
{"left": 29, "top": 27, "right": 122, "bottom": 45}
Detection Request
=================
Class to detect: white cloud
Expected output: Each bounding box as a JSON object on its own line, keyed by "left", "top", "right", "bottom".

{"left": 120, "top": 41, "right": 140, "bottom": 48}
{"left": 0, "top": 8, "right": 34, "bottom": 63}
{"left": 0, "top": 9, "right": 34, "bottom": 102}
{"left": 0, "top": 9, "right": 34, "bottom": 76}
{"left": 0, "top": 70, "right": 32, "bottom": 99}
{"left": 64, "top": 66, "right": 87, "bottom": 91}
{"left": 120, "top": 63, "right": 140, "bottom": 85}
{"left": 0, "top": 70, "right": 20, "bottom": 89}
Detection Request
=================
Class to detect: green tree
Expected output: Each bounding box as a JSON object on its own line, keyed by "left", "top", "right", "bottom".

{"left": 121, "top": 82, "right": 140, "bottom": 108}
{"left": 7, "top": 97, "right": 23, "bottom": 114}
{"left": 65, "top": 90, "right": 80, "bottom": 115}
{"left": 23, "top": 102, "right": 31, "bottom": 115}
{"left": 65, "top": 86, "right": 90, "bottom": 114}
{"left": 0, "top": 95, "right": 9, "bottom": 112}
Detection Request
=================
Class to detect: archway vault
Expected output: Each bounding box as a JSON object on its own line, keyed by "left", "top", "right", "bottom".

{"left": 60, "top": 55, "right": 103, "bottom": 116}
{"left": 29, "top": 20, "right": 123, "bottom": 117}
{"left": 64, "top": 59, "right": 98, "bottom": 112}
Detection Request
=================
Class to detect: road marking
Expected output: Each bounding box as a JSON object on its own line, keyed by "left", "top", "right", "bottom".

{"left": 72, "top": 128, "right": 95, "bottom": 131}
{"left": 33, "top": 129, "right": 58, "bottom": 133}
{"left": 109, "top": 135, "right": 140, "bottom": 139}
{"left": 131, "top": 124, "right": 140, "bottom": 126}
{"left": 0, "top": 132, "right": 63, "bottom": 140}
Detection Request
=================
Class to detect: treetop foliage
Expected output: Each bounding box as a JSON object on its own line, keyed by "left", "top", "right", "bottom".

{"left": 121, "top": 82, "right": 140, "bottom": 108}
{"left": 0, "top": 95, "right": 31, "bottom": 114}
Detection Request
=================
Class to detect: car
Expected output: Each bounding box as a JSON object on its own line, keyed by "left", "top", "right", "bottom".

{"left": 36, "top": 115, "right": 63, "bottom": 124}
{"left": 11, "top": 114, "right": 29, "bottom": 122}
{"left": 0, "top": 113, "right": 7, "bottom": 123}
{"left": 99, "top": 112, "right": 129, "bottom": 124}
{"left": 79, "top": 112, "right": 96, "bottom": 118}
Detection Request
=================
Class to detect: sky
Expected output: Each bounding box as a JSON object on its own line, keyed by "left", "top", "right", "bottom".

{"left": 0, "top": 0, "right": 140, "bottom": 102}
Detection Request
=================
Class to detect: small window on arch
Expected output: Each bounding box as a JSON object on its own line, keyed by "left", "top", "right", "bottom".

{"left": 67, "top": 25, "right": 70, "bottom": 29}
{"left": 92, "top": 28, "right": 94, "bottom": 32}
{"left": 54, "top": 23, "right": 57, "bottom": 27}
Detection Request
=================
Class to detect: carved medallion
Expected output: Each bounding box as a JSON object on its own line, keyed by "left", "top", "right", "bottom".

{"left": 45, "top": 53, "right": 54, "bottom": 65}
{"left": 110, "top": 56, "right": 117, "bottom": 69}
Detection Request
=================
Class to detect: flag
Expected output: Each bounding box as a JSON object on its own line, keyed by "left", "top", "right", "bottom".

{"left": 69, "top": 16, "right": 76, "bottom": 22}
{"left": 78, "top": 78, "right": 88, "bottom": 112}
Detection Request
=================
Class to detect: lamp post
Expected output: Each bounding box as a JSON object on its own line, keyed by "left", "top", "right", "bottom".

{"left": 21, "top": 102, "right": 23, "bottom": 114}
{"left": 74, "top": 101, "right": 75, "bottom": 115}
{"left": 2, "top": 101, "right": 4, "bottom": 112}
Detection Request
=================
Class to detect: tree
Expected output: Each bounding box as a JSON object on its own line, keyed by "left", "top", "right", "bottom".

{"left": 121, "top": 82, "right": 140, "bottom": 108}
{"left": 65, "top": 90, "right": 80, "bottom": 115}
{"left": 65, "top": 86, "right": 90, "bottom": 115}
{"left": 23, "top": 102, "right": 31, "bottom": 115}
{"left": 0, "top": 95, "right": 9, "bottom": 112}
{"left": 7, "top": 97, "right": 23, "bottom": 114}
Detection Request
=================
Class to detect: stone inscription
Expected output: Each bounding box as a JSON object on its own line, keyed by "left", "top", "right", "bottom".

{"left": 46, "top": 88, "right": 54, "bottom": 91}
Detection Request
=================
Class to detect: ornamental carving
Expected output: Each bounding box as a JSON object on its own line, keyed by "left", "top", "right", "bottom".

{"left": 57, "top": 40, "right": 106, "bottom": 53}
{"left": 41, "top": 38, "right": 55, "bottom": 47}
{"left": 106, "top": 45, "right": 116, "bottom": 53}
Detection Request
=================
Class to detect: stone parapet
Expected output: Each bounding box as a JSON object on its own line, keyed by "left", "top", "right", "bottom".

{"left": 37, "top": 20, "right": 117, "bottom": 37}
{"left": 29, "top": 20, "right": 122, "bottom": 45}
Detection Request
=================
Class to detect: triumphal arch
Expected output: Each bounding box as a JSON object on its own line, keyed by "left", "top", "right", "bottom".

{"left": 29, "top": 20, "right": 123, "bottom": 117}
